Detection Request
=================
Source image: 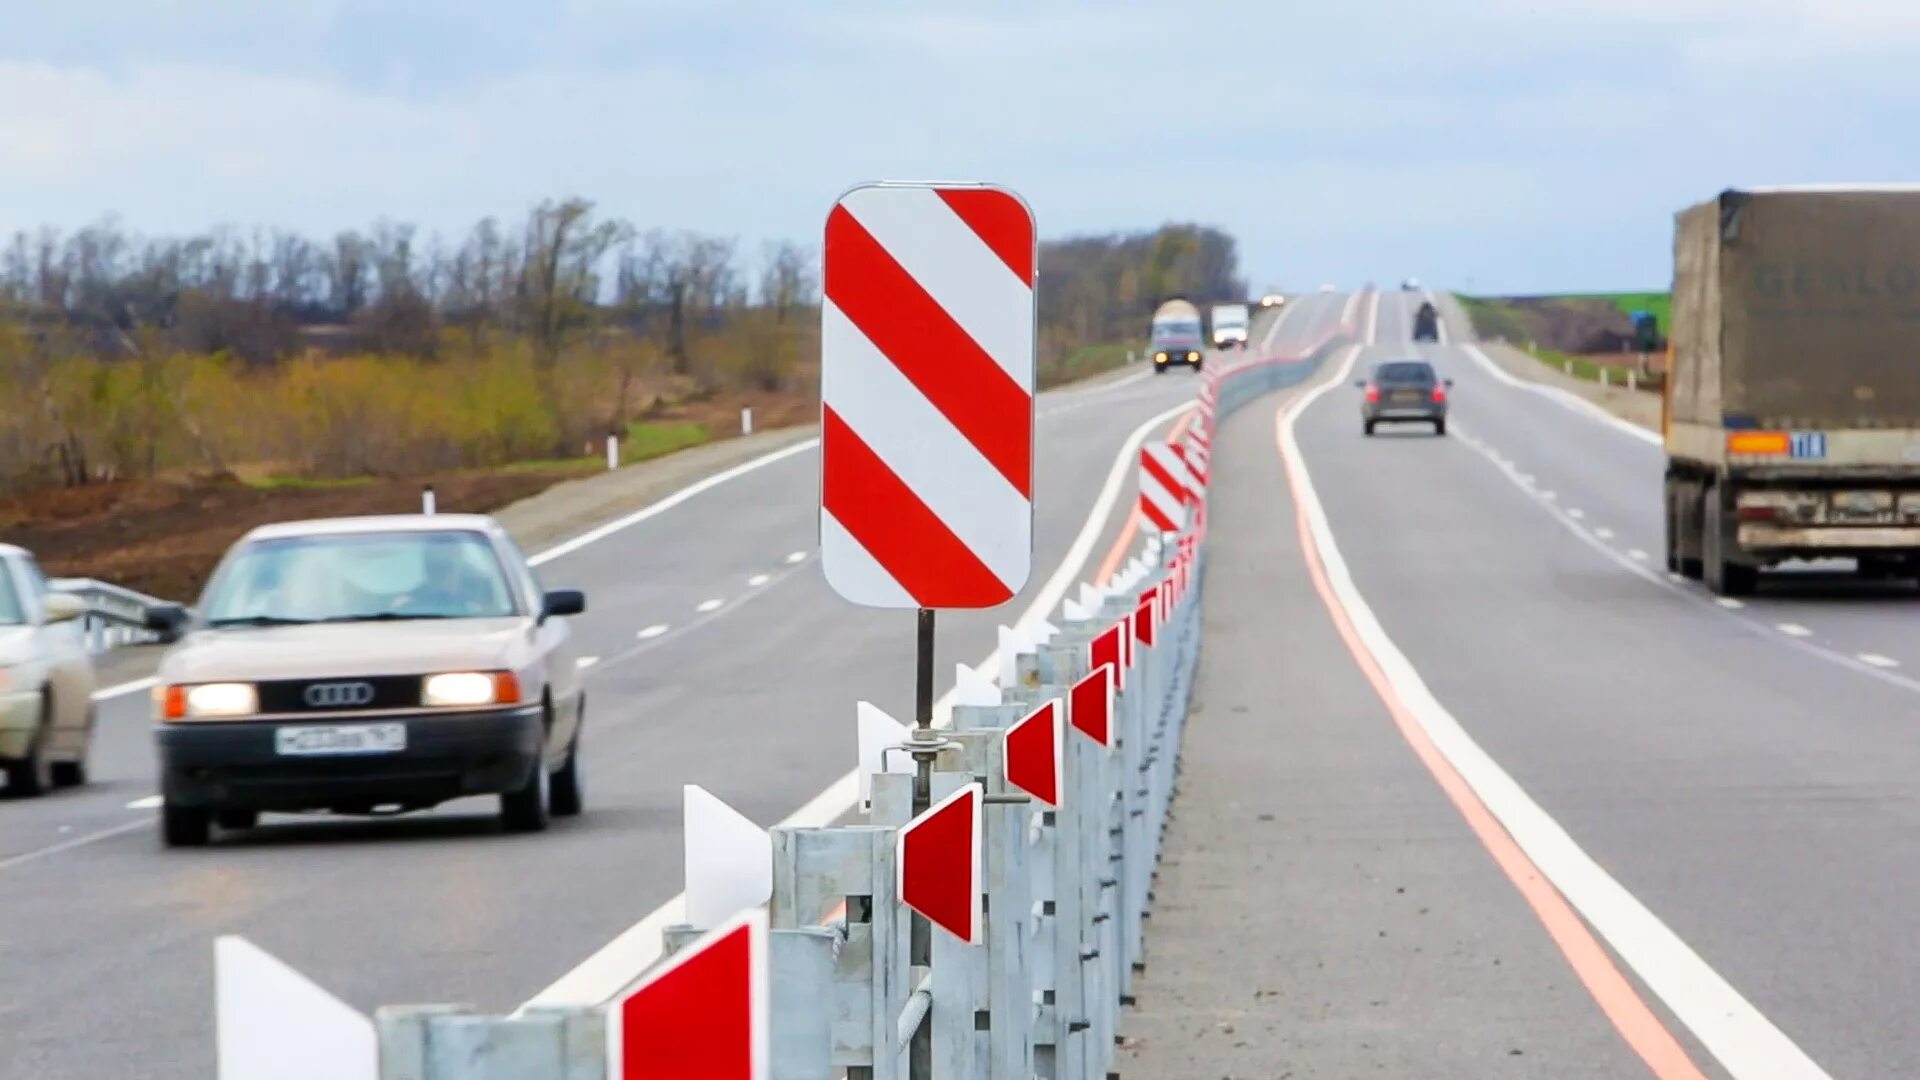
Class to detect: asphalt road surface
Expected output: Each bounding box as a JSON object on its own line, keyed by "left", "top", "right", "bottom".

{"left": 1130, "top": 290, "right": 1914, "bottom": 1078}
{"left": 0, "top": 292, "right": 1350, "bottom": 1079}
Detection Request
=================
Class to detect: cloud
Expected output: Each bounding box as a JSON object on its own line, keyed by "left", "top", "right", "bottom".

{"left": 0, "top": 1, "right": 1915, "bottom": 291}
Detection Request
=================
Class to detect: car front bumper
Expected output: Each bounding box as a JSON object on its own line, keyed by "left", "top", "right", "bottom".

{"left": 156, "top": 705, "right": 545, "bottom": 812}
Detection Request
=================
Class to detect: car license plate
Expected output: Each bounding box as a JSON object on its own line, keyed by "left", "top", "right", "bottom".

{"left": 275, "top": 723, "right": 406, "bottom": 757}
{"left": 1391, "top": 390, "right": 1422, "bottom": 404}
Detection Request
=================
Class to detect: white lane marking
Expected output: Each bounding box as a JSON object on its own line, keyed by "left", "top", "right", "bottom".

{"left": 786, "top": 551, "right": 808, "bottom": 564}
{"left": 1259, "top": 293, "right": 1314, "bottom": 349}
{"left": 1462, "top": 343, "right": 1662, "bottom": 447}
{"left": 1518, "top": 473, "right": 1536, "bottom": 486}
{"left": 1291, "top": 348, "right": 1831, "bottom": 1080}
{"left": 637, "top": 624, "right": 669, "bottom": 640}
{"left": 92, "top": 676, "right": 157, "bottom": 703}
{"left": 1452, "top": 417, "right": 1920, "bottom": 696}
{"left": 576, "top": 656, "right": 600, "bottom": 669}
{"left": 528, "top": 439, "right": 820, "bottom": 567}
{"left": 1540, "top": 490, "right": 1558, "bottom": 501}
{"left": 1629, "top": 549, "right": 1649, "bottom": 561}
{"left": 1715, "top": 597, "right": 1745, "bottom": 609}
{"left": 1859, "top": 653, "right": 1900, "bottom": 669}
{"left": 520, "top": 394, "right": 1202, "bottom": 1011}
{"left": 1595, "top": 527, "right": 1615, "bottom": 540}
{"left": 0, "top": 819, "right": 151, "bottom": 873}
{"left": 1365, "top": 290, "right": 1382, "bottom": 345}
{"left": 1777, "top": 623, "right": 1813, "bottom": 638}
{"left": 695, "top": 599, "right": 724, "bottom": 614}
{"left": 1569, "top": 508, "right": 1586, "bottom": 520}
{"left": 747, "top": 574, "right": 771, "bottom": 587}
{"left": 126, "top": 795, "right": 162, "bottom": 810}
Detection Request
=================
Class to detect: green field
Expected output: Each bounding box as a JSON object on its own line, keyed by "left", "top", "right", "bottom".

{"left": 1571, "top": 291, "right": 1671, "bottom": 329}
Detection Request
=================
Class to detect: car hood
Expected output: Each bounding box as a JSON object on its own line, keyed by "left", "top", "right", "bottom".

{"left": 159, "top": 618, "right": 532, "bottom": 683}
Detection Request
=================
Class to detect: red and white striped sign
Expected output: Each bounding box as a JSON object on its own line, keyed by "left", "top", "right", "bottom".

{"left": 1171, "top": 441, "right": 1205, "bottom": 497}
{"left": 820, "top": 182, "right": 1037, "bottom": 609}
{"left": 1138, "top": 442, "right": 1192, "bottom": 534}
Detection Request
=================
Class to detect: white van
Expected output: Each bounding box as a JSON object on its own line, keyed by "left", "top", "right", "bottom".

{"left": 1209, "top": 303, "right": 1251, "bottom": 349}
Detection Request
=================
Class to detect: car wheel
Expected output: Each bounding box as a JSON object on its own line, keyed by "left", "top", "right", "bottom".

{"left": 500, "top": 752, "right": 551, "bottom": 833}
{"left": 215, "top": 808, "right": 259, "bottom": 831}
{"left": 549, "top": 713, "right": 584, "bottom": 819}
{"left": 50, "top": 759, "right": 87, "bottom": 788}
{"left": 1363, "top": 421, "right": 1376, "bottom": 437}
{"left": 2, "top": 695, "right": 56, "bottom": 797}
{"left": 162, "top": 799, "right": 212, "bottom": 847}
{"left": 1433, "top": 419, "right": 1447, "bottom": 437}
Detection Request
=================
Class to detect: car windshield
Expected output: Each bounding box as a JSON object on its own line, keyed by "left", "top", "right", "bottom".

{"left": 200, "top": 531, "right": 519, "bottom": 626}
{"left": 1374, "top": 361, "right": 1435, "bottom": 385}
{"left": 1151, "top": 318, "right": 1202, "bottom": 343}
{"left": 0, "top": 564, "right": 22, "bottom": 626}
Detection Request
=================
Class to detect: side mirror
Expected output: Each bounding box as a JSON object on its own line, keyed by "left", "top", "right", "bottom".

{"left": 541, "top": 589, "right": 586, "bottom": 620}
{"left": 144, "top": 603, "right": 189, "bottom": 641}
{"left": 42, "top": 592, "right": 88, "bottom": 625}
{"left": 1353, "top": 380, "right": 1366, "bottom": 389}
{"left": 1444, "top": 378, "right": 1455, "bottom": 387}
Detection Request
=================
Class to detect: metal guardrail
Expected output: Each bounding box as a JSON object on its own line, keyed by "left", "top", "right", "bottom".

{"left": 49, "top": 576, "right": 170, "bottom": 653}
{"left": 205, "top": 322, "right": 1361, "bottom": 1080}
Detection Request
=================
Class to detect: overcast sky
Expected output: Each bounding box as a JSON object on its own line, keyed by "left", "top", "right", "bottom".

{"left": 1, "top": 0, "right": 1913, "bottom": 294}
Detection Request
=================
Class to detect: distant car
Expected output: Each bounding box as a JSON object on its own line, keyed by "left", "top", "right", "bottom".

{"left": 1318, "top": 283, "right": 1336, "bottom": 292}
{"left": 1412, "top": 301, "right": 1441, "bottom": 342}
{"left": 0, "top": 545, "right": 97, "bottom": 796}
{"left": 145, "top": 515, "right": 588, "bottom": 846}
{"left": 1259, "top": 293, "right": 1286, "bottom": 308}
{"left": 1402, "top": 277, "right": 1421, "bottom": 291}
{"left": 1357, "top": 359, "right": 1451, "bottom": 436}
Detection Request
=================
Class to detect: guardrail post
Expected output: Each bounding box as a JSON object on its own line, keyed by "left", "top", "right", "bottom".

{"left": 769, "top": 820, "right": 904, "bottom": 1079}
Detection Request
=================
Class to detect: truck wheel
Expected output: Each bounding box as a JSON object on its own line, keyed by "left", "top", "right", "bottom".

{"left": 1670, "top": 481, "right": 1704, "bottom": 579}
{"left": 1703, "top": 487, "right": 1757, "bottom": 596}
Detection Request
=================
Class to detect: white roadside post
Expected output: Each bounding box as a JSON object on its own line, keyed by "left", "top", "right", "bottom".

{"left": 421, "top": 486, "right": 436, "bottom": 515}
{"left": 742, "top": 407, "right": 754, "bottom": 435}
{"left": 606, "top": 434, "right": 619, "bottom": 471}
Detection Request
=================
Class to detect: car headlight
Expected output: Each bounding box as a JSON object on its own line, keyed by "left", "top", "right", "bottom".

{"left": 422, "top": 671, "right": 522, "bottom": 708}
{"left": 1154, "top": 352, "right": 1168, "bottom": 363}
{"left": 159, "top": 682, "right": 258, "bottom": 721}
{"left": 1187, "top": 351, "right": 1200, "bottom": 362}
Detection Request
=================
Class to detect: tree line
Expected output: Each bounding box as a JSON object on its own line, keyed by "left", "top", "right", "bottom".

{"left": 0, "top": 201, "right": 1243, "bottom": 495}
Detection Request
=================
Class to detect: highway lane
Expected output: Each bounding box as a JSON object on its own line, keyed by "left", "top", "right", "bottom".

{"left": 1285, "top": 290, "right": 1920, "bottom": 1075}
{"left": 0, "top": 295, "right": 1348, "bottom": 1079}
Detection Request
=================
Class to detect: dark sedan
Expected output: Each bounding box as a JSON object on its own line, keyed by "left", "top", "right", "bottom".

{"left": 1358, "top": 360, "right": 1451, "bottom": 436}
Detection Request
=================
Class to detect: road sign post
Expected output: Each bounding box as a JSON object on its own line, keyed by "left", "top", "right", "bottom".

{"left": 821, "top": 180, "right": 1036, "bottom": 1080}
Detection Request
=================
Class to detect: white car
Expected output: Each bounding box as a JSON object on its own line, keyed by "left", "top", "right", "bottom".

{"left": 1259, "top": 294, "right": 1286, "bottom": 308}
{"left": 0, "top": 545, "right": 97, "bottom": 795}
{"left": 1318, "top": 283, "right": 1336, "bottom": 292}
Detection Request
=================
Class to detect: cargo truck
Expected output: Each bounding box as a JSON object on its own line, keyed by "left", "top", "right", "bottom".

{"left": 1664, "top": 186, "right": 1920, "bottom": 595}
{"left": 1149, "top": 299, "right": 1205, "bottom": 373}
{"left": 1210, "top": 303, "right": 1251, "bottom": 349}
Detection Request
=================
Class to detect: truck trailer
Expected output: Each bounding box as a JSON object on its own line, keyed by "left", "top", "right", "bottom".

{"left": 1664, "top": 186, "right": 1920, "bottom": 595}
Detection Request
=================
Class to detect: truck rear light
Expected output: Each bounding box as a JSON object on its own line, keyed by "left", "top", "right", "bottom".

{"left": 1736, "top": 506, "right": 1777, "bottom": 521}
{"left": 1737, "top": 490, "right": 1823, "bottom": 523}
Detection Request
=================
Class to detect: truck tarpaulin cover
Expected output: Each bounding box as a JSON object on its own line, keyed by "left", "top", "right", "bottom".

{"left": 1672, "top": 188, "right": 1920, "bottom": 428}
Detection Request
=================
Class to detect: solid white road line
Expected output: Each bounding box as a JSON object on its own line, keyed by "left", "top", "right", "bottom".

{"left": 0, "top": 819, "right": 152, "bottom": 873}
{"left": 92, "top": 676, "right": 158, "bottom": 703}
{"left": 1859, "top": 653, "right": 1900, "bottom": 669}
{"left": 1629, "top": 549, "right": 1649, "bottom": 561}
{"left": 1569, "top": 508, "right": 1586, "bottom": 520}
{"left": 636, "top": 625, "right": 669, "bottom": 640}
{"left": 519, "top": 394, "right": 1201, "bottom": 1012}
{"left": 1290, "top": 348, "right": 1831, "bottom": 1080}
{"left": 1462, "top": 343, "right": 1662, "bottom": 447}
{"left": 1777, "top": 624, "right": 1813, "bottom": 638}
{"left": 1595, "top": 527, "right": 1615, "bottom": 540}
{"left": 1716, "top": 598, "right": 1745, "bottom": 610}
